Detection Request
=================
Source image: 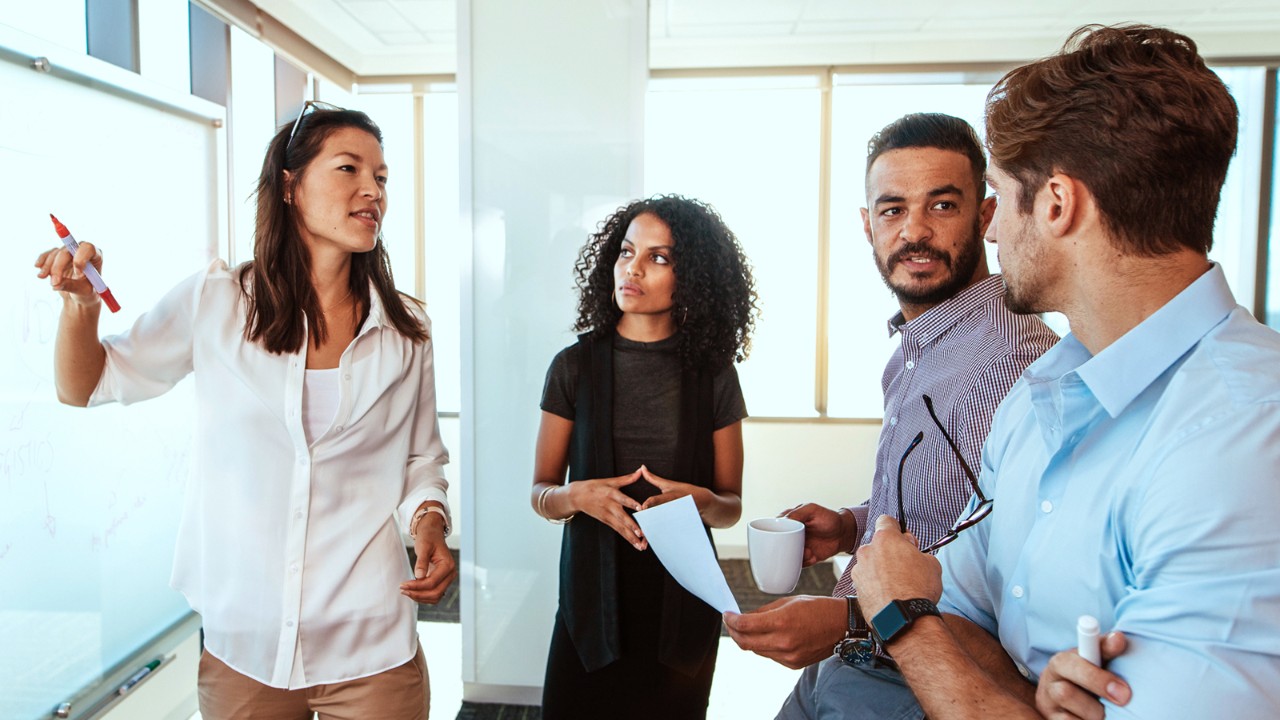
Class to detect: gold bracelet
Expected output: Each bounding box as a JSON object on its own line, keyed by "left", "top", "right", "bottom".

{"left": 537, "top": 485, "right": 574, "bottom": 524}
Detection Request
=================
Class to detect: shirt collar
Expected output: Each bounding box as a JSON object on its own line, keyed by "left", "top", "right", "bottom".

{"left": 888, "top": 274, "right": 1007, "bottom": 343}
{"left": 1027, "top": 263, "right": 1236, "bottom": 418}
{"left": 360, "top": 281, "right": 392, "bottom": 333}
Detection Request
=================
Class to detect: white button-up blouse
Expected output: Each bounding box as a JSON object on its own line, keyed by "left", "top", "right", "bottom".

{"left": 88, "top": 260, "right": 450, "bottom": 688}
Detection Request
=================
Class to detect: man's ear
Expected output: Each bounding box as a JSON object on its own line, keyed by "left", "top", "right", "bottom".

{"left": 1041, "top": 173, "right": 1081, "bottom": 238}
{"left": 978, "top": 195, "right": 997, "bottom": 237}
{"left": 860, "top": 207, "right": 873, "bottom": 246}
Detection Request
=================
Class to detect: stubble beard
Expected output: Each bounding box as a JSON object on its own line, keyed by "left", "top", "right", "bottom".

{"left": 999, "top": 216, "right": 1049, "bottom": 316}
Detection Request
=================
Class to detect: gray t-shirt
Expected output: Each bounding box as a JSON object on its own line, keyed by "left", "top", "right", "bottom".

{"left": 540, "top": 333, "right": 747, "bottom": 480}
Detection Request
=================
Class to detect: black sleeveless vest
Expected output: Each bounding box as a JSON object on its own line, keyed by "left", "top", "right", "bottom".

{"left": 558, "top": 332, "right": 721, "bottom": 676}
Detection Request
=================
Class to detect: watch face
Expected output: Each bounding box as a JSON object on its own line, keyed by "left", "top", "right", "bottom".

{"left": 871, "top": 602, "right": 910, "bottom": 644}
{"left": 837, "top": 636, "right": 876, "bottom": 665}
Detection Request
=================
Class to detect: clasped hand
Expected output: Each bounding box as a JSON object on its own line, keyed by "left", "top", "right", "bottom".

{"left": 568, "top": 469, "right": 648, "bottom": 550}
{"left": 570, "top": 465, "right": 706, "bottom": 551}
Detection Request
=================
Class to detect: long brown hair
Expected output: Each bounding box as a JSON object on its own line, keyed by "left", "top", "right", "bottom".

{"left": 238, "top": 108, "right": 428, "bottom": 353}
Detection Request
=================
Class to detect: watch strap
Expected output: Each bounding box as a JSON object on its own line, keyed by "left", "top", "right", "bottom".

{"left": 870, "top": 598, "right": 940, "bottom": 645}
{"left": 835, "top": 595, "right": 876, "bottom": 664}
{"left": 847, "top": 595, "right": 867, "bottom": 633}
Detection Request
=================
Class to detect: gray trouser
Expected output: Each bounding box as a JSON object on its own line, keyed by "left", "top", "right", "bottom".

{"left": 775, "top": 655, "right": 925, "bottom": 720}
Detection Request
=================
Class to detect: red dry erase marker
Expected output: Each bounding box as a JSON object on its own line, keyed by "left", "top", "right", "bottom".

{"left": 49, "top": 214, "right": 120, "bottom": 312}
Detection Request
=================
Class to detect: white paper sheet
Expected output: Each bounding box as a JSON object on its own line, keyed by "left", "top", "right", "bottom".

{"left": 633, "top": 495, "right": 741, "bottom": 614}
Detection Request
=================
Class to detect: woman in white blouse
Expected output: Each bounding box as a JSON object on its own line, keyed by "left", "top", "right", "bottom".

{"left": 35, "top": 104, "right": 452, "bottom": 719}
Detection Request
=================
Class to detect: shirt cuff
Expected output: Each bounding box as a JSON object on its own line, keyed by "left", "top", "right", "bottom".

{"left": 847, "top": 505, "right": 871, "bottom": 553}
{"left": 398, "top": 483, "right": 450, "bottom": 535}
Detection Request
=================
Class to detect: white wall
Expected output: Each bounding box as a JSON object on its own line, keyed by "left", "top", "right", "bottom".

{"left": 716, "top": 420, "right": 879, "bottom": 556}
{"left": 440, "top": 416, "right": 880, "bottom": 557}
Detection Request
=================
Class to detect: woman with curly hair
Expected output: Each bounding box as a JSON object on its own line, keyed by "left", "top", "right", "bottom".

{"left": 531, "top": 195, "right": 759, "bottom": 719}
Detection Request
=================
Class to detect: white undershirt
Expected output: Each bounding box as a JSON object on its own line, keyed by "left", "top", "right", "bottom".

{"left": 302, "top": 368, "right": 340, "bottom": 447}
{"left": 294, "top": 367, "right": 341, "bottom": 685}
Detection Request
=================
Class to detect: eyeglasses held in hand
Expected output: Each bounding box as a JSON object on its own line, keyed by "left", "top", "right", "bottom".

{"left": 286, "top": 100, "right": 346, "bottom": 151}
{"left": 895, "top": 395, "right": 994, "bottom": 553}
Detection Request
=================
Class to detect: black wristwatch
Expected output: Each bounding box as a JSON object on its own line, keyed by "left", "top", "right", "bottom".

{"left": 869, "top": 598, "right": 941, "bottom": 646}
{"left": 834, "top": 596, "right": 876, "bottom": 665}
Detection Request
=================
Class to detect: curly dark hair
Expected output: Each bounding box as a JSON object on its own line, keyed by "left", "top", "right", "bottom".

{"left": 573, "top": 195, "right": 759, "bottom": 371}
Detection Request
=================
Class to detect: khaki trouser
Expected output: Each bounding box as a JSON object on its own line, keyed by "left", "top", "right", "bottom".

{"left": 197, "top": 645, "right": 429, "bottom": 720}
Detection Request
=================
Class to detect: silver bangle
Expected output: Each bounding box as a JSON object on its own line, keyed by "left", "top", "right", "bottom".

{"left": 537, "top": 485, "right": 573, "bottom": 524}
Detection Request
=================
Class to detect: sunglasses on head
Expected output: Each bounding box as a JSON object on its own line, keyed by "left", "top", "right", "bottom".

{"left": 285, "top": 100, "right": 346, "bottom": 151}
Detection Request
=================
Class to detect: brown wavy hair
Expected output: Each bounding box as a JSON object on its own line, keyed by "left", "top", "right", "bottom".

{"left": 986, "top": 24, "right": 1237, "bottom": 255}
{"left": 238, "top": 108, "right": 427, "bottom": 353}
{"left": 573, "top": 195, "right": 759, "bottom": 371}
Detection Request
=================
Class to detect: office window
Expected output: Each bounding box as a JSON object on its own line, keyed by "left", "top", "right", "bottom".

{"left": 337, "top": 85, "right": 462, "bottom": 413}
{"left": 826, "top": 77, "right": 996, "bottom": 418}
{"left": 227, "top": 27, "right": 277, "bottom": 265}
{"left": 647, "top": 66, "right": 1278, "bottom": 419}
{"left": 86, "top": 0, "right": 137, "bottom": 72}
{"left": 1210, "top": 66, "right": 1269, "bottom": 306}
{"left": 274, "top": 56, "right": 308, "bottom": 127}
{"left": 423, "top": 89, "right": 462, "bottom": 414}
{"left": 646, "top": 76, "right": 823, "bottom": 417}
{"left": 188, "top": 2, "right": 228, "bottom": 106}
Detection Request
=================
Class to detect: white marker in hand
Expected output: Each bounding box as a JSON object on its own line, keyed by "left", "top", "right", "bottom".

{"left": 1077, "top": 614, "right": 1102, "bottom": 666}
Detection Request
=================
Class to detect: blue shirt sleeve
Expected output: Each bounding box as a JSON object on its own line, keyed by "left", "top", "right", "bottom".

{"left": 1103, "top": 404, "right": 1280, "bottom": 717}
{"left": 936, "top": 411, "right": 1005, "bottom": 636}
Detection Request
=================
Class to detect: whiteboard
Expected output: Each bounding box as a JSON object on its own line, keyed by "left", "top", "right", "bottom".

{"left": 0, "top": 37, "right": 223, "bottom": 720}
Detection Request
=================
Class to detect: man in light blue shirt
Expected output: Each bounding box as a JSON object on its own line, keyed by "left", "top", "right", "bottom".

{"left": 848, "top": 24, "right": 1280, "bottom": 719}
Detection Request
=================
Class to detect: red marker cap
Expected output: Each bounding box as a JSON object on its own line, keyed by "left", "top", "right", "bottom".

{"left": 99, "top": 288, "right": 121, "bottom": 313}
{"left": 50, "top": 214, "right": 70, "bottom": 239}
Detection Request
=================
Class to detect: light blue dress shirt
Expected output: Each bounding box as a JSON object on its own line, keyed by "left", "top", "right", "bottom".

{"left": 938, "top": 264, "right": 1280, "bottom": 717}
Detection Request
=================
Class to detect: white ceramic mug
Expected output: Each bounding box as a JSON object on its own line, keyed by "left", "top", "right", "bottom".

{"left": 747, "top": 517, "right": 805, "bottom": 594}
